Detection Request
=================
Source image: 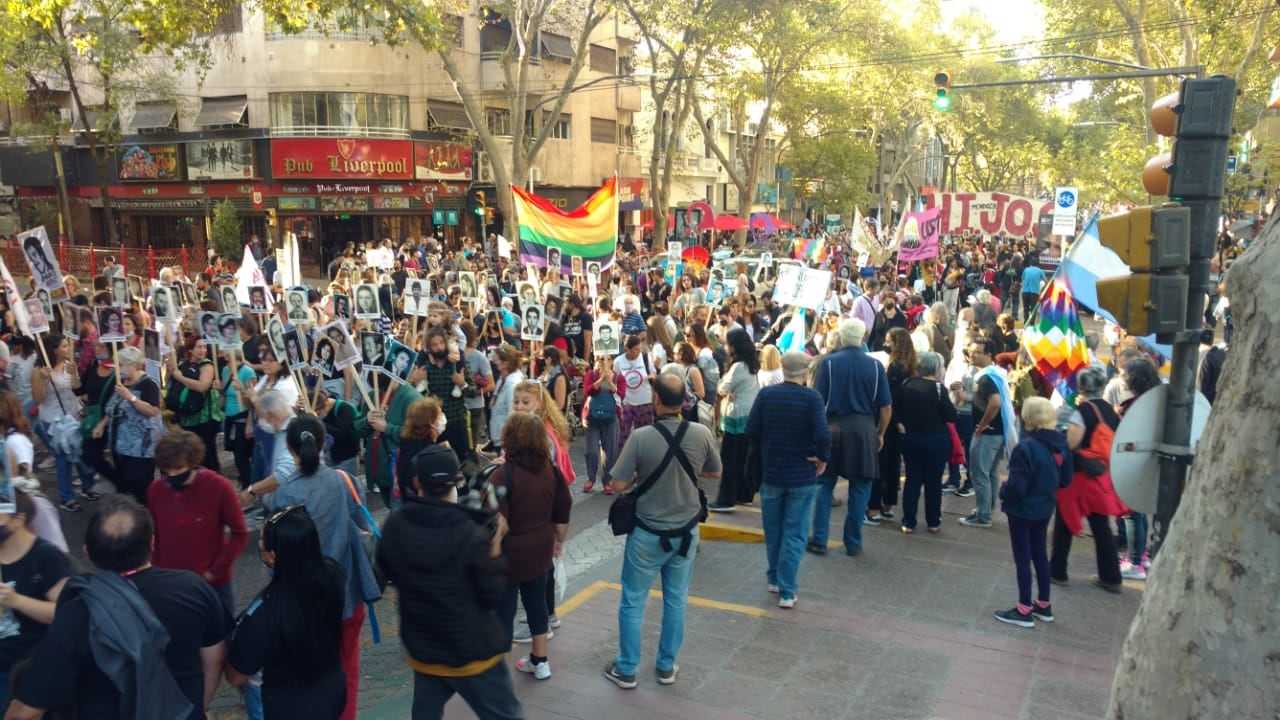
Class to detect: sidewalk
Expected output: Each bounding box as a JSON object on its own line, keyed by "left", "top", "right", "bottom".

{"left": 358, "top": 491, "right": 1143, "bottom": 720}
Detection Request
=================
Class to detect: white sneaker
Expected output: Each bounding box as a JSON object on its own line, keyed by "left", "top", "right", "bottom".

{"left": 767, "top": 584, "right": 779, "bottom": 594}
{"left": 37, "top": 457, "right": 55, "bottom": 472}
{"left": 515, "top": 655, "right": 551, "bottom": 680}
{"left": 1119, "top": 560, "right": 1147, "bottom": 580}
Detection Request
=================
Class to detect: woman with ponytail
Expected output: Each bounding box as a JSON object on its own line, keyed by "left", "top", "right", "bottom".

{"left": 260, "top": 416, "right": 381, "bottom": 720}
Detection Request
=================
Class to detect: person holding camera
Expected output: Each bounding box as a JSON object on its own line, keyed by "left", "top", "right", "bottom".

{"left": 376, "top": 445, "right": 522, "bottom": 720}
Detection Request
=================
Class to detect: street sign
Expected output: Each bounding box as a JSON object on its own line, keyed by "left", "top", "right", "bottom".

{"left": 825, "top": 213, "right": 841, "bottom": 230}
{"left": 1110, "top": 385, "right": 1212, "bottom": 513}
{"left": 445, "top": 210, "right": 459, "bottom": 226}
{"left": 432, "top": 210, "right": 444, "bottom": 225}
{"left": 1052, "top": 186, "right": 1078, "bottom": 236}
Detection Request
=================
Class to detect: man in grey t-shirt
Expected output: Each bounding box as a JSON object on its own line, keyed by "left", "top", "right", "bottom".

{"left": 604, "top": 373, "right": 720, "bottom": 690}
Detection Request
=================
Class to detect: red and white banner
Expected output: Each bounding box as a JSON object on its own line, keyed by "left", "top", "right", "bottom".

{"left": 928, "top": 192, "right": 1055, "bottom": 239}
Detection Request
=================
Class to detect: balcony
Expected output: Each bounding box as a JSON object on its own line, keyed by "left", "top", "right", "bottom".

{"left": 617, "top": 84, "right": 642, "bottom": 112}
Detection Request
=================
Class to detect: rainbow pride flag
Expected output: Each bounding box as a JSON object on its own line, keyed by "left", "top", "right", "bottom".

{"left": 513, "top": 177, "right": 618, "bottom": 272}
{"left": 1023, "top": 277, "right": 1092, "bottom": 404}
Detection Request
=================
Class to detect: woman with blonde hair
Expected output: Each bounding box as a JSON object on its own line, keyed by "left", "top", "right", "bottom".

{"left": 645, "top": 315, "right": 675, "bottom": 366}
{"left": 487, "top": 344, "right": 526, "bottom": 451}
{"left": 757, "top": 345, "right": 784, "bottom": 387}
{"left": 511, "top": 380, "right": 573, "bottom": 482}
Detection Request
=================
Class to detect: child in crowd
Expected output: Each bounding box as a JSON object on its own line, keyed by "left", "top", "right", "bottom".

{"left": 994, "top": 397, "right": 1073, "bottom": 628}
{"left": 511, "top": 380, "right": 575, "bottom": 485}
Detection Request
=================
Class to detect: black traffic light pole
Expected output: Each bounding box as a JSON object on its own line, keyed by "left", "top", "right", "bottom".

{"left": 950, "top": 65, "right": 1204, "bottom": 89}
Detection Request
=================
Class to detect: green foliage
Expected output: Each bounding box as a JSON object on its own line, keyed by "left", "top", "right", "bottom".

{"left": 209, "top": 200, "right": 242, "bottom": 264}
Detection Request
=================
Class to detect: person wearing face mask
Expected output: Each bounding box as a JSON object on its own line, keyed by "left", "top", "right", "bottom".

{"left": 395, "top": 397, "right": 448, "bottom": 493}
{"left": 238, "top": 390, "right": 298, "bottom": 509}
{"left": 415, "top": 327, "right": 471, "bottom": 460}
{"left": 619, "top": 298, "right": 645, "bottom": 337}
{"left": 0, "top": 489, "right": 72, "bottom": 708}
{"left": 867, "top": 290, "right": 907, "bottom": 354}
{"left": 92, "top": 346, "right": 163, "bottom": 506}
{"left": 147, "top": 430, "right": 249, "bottom": 615}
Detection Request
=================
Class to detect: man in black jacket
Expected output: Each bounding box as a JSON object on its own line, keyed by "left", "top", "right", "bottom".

{"left": 375, "top": 446, "right": 522, "bottom": 720}
{"left": 1197, "top": 329, "right": 1227, "bottom": 406}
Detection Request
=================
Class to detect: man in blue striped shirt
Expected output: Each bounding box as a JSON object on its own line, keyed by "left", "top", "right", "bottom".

{"left": 746, "top": 351, "right": 831, "bottom": 608}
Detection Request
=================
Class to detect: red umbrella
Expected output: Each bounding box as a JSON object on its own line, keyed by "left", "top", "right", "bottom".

{"left": 640, "top": 215, "right": 677, "bottom": 231}
{"left": 750, "top": 213, "right": 795, "bottom": 232}
{"left": 713, "top": 215, "right": 749, "bottom": 231}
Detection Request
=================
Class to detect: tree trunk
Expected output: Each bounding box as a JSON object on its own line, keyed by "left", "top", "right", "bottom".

{"left": 1108, "top": 214, "right": 1280, "bottom": 718}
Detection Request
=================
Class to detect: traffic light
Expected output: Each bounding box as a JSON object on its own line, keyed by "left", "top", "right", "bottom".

{"left": 1095, "top": 205, "right": 1190, "bottom": 336}
{"left": 934, "top": 71, "right": 952, "bottom": 111}
{"left": 1100, "top": 75, "right": 1237, "bottom": 340}
{"left": 474, "top": 190, "right": 486, "bottom": 216}
{"left": 265, "top": 208, "right": 277, "bottom": 227}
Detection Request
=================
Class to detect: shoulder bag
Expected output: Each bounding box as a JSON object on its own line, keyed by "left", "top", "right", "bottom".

{"left": 80, "top": 373, "right": 116, "bottom": 439}
{"left": 336, "top": 469, "right": 387, "bottom": 594}
{"left": 608, "top": 421, "right": 707, "bottom": 536}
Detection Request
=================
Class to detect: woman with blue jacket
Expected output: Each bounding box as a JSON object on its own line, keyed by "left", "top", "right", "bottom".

{"left": 993, "top": 397, "right": 1073, "bottom": 628}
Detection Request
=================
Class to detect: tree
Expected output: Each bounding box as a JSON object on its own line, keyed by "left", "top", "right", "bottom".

{"left": 209, "top": 199, "right": 242, "bottom": 262}
{"left": 692, "top": 0, "right": 867, "bottom": 245}
{"left": 1108, "top": 212, "right": 1278, "bottom": 717}
{"left": 0, "top": 0, "right": 240, "bottom": 245}
{"left": 618, "top": 0, "right": 735, "bottom": 251}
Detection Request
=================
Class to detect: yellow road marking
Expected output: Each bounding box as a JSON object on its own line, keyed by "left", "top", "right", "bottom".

{"left": 555, "top": 579, "right": 769, "bottom": 620}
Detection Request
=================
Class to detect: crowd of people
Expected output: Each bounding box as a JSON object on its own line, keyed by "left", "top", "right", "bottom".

{"left": 0, "top": 221, "right": 1235, "bottom": 718}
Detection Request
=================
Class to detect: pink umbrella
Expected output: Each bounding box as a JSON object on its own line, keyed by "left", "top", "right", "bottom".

{"left": 713, "top": 215, "right": 749, "bottom": 231}
{"left": 750, "top": 213, "right": 796, "bottom": 232}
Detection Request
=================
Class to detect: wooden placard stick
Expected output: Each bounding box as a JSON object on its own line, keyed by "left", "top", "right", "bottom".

{"left": 345, "top": 365, "right": 376, "bottom": 410}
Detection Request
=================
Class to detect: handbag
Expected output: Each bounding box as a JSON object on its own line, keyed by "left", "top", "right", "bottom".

{"left": 80, "top": 373, "right": 116, "bottom": 439}
{"left": 336, "top": 469, "right": 387, "bottom": 593}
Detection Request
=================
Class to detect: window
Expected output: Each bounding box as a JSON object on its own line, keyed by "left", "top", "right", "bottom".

{"left": 617, "top": 123, "right": 634, "bottom": 150}
{"left": 480, "top": 17, "right": 511, "bottom": 54}
{"left": 540, "top": 33, "right": 575, "bottom": 63}
{"left": 590, "top": 117, "right": 616, "bottom": 144}
{"left": 426, "top": 101, "right": 471, "bottom": 131}
{"left": 589, "top": 44, "right": 616, "bottom": 74}
{"left": 545, "top": 112, "right": 571, "bottom": 139}
{"left": 269, "top": 93, "right": 409, "bottom": 137}
{"left": 486, "top": 108, "right": 512, "bottom": 137}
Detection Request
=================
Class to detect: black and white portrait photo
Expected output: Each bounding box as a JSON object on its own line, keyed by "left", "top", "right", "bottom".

{"left": 59, "top": 304, "right": 80, "bottom": 340}
{"left": 285, "top": 289, "right": 309, "bottom": 325}
{"left": 593, "top": 321, "right": 620, "bottom": 356}
{"left": 151, "top": 286, "right": 176, "bottom": 321}
{"left": 217, "top": 314, "right": 242, "bottom": 350}
{"left": 35, "top": 289, "right": 53, "bottom": 323}
{"left": 383, "top": 341, "right": 417, "bottom": 382}
{"left": 283, "top": 328, "right": 307, "bottom": 371}
{"left": 585, "top": 261, "right": 601, "bottom": 279}
{"left": 458, "top": 272, "right": 478, "bottom": 301}
{"left": 516, "top": 282, "right": 539, "bottom": 312}
{"left": 18, "top": 227, "right": 64, "bottom": 297}
{"left": 402, "top": 280, "right": 428, "bottom": 317}
{"left": 220, "top": 286, "right": 241, "bottom": 317}
{"left": 360, "top": 332, "right": 386, "bottom": 370}
{"left": 354, "top": 284, "right": 381, "bottom": 319}
{"left": 571, "top": 256, "right": 583, "bottom": 276}
{"left": 265, "top": 316, "right": 287, "bottom": 360}
{"left": 320, "top": 321, "right": 360, "bottom": 371}
{"left": 332, "top": 293, "right": 351, "bottom": 320}
{"left": 199, "top": 311, "right": 219, "bottom": 343}
{"left": 23, "top": 299, "right": 49, "bottom": 335}
{"left": 521, "top": 305, "right": 545, "bottom": 341}
{"left": 110, "top": 277, "right": 130, "bottom": 308}
{"left": 546, "top": 247, "right": 562, "bottom": 274}
{"left": 249, "top": 286, "right": 271, "bottom": 314}
{"left": 312, "top": 338, "right": 336, "bottom": 377}
{"left": 544, "top": 296, "right": 562, "bottom": 322}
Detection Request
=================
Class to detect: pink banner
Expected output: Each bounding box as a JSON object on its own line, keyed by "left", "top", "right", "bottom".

{"left": 896, "top": 208, "right": 941, "bottom": 262}
{"left": 928, "top": 192, "right": 1055, "bottom": 238}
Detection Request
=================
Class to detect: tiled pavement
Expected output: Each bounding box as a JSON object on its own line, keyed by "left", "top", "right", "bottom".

{"left": 356, "top": 490, "right": 1141, "bottom": 720}
{"left": 52, "top": 441, "right": 1140, "bottom": 720}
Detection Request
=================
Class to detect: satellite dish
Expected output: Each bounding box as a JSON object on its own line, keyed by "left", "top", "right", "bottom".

{"left": 1110, "top": 385, "right": 1212, "bottom": 514}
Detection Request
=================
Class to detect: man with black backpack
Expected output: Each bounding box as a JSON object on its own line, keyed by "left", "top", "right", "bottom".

{"left": 603, "top": 373, "right": 720, "bottom": 690}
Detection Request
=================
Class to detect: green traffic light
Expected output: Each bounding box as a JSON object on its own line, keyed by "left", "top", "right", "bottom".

{"left": 935, "top": 95, "right": 950, "bottom": 111}
{"left": 474, "top": 207, "right": 484, "bottom": 215}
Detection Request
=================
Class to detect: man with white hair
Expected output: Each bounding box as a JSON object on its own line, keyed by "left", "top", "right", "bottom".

{"left": 237, "top": 390, "right": 298, "bottom": 505}
{"left": 812, "top": 319, "right": 891, "bottom": 557}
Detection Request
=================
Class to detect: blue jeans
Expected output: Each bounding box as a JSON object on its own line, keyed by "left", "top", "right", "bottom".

{"left": 615, "top": 526, "right": 699, "bottom": 676}
{"left": 244, "top": 684, "right": 264, "bottom": 720}
{"left": 969, "top": 433, "right": 1006, "bottom": 522}
{"left": 808, "top": 473, "right": 873, "bottom": 552}
{"left": 901, "top": 432, "right": 950, "bottom": 529}
{"left": 34, "top": 419, "right": 95, "bottom": 503}
{"left": 947, "top": 413, "right": 974, "bottom": 486}
{"left": 1124, "top": 513, "right": 1148, "bottom": 563}
{"left": 761, "top": 483, "right": 816, "bottom": 598}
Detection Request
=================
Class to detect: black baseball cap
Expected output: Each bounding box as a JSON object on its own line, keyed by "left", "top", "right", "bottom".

{"left": 402, "top": 445, "right": 462, "bottom": 497}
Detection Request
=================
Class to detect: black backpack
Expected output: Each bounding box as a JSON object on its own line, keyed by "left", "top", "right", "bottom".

{"left": 164, "top": 362, "right": 205, "bottom": 415}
